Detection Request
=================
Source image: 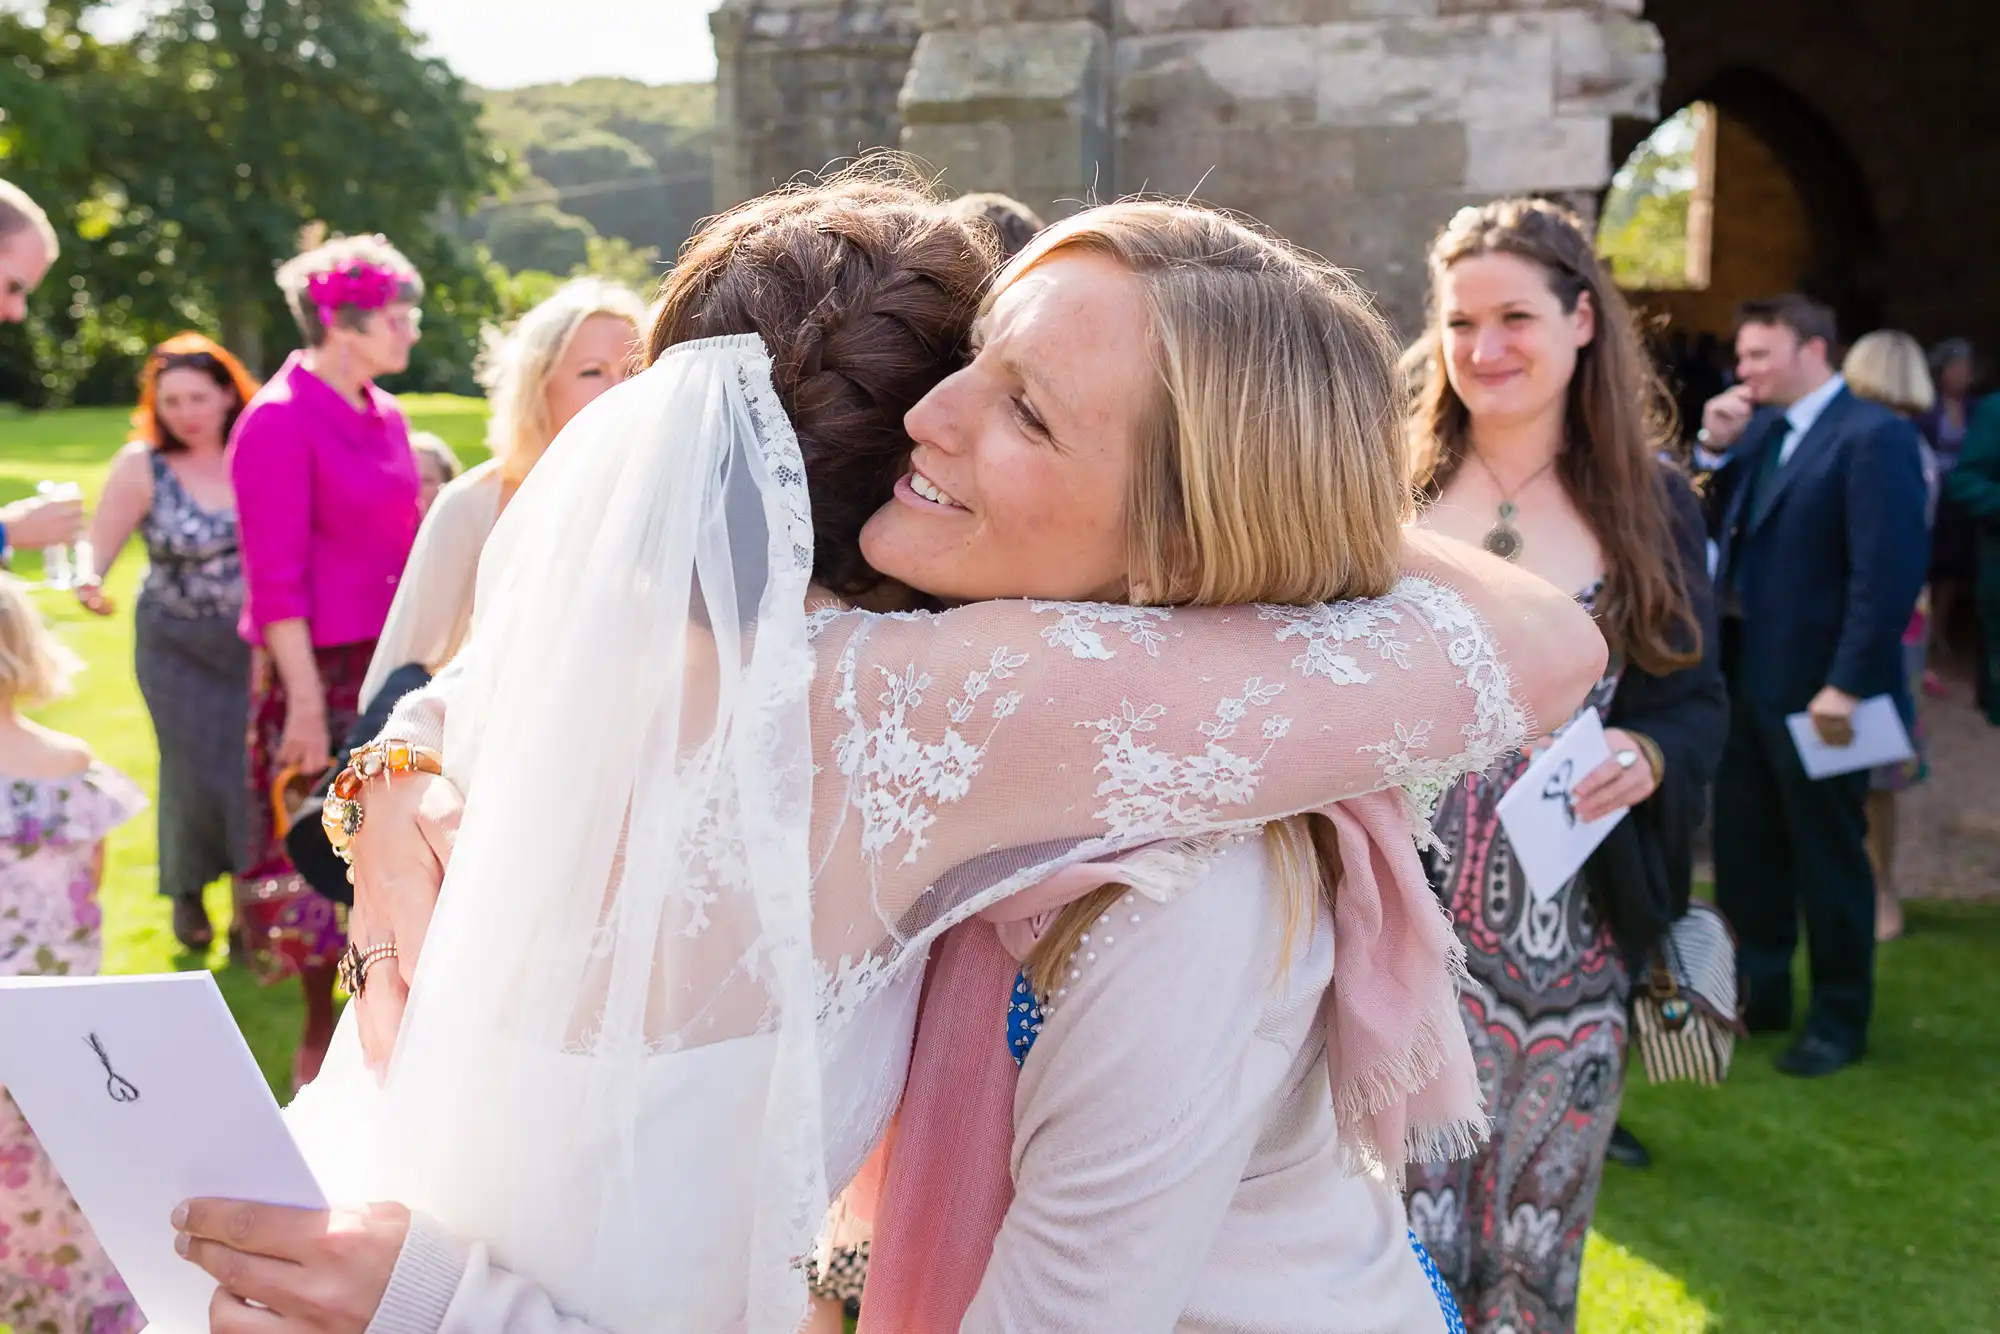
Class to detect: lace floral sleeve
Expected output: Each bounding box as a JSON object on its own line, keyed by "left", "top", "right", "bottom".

{"left": 374, "top": 571, "right": 1531, "bottom": 995}
{"left": 801, "top": 576, "right": 1527, "bottom": 982}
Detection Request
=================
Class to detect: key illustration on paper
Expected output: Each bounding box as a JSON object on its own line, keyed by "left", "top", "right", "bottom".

{"left": 1540, "top": 759, "right": 1579, "bottom": 829}
{"left": 86, "top": 1031, "right": 141, "bottom": 1103}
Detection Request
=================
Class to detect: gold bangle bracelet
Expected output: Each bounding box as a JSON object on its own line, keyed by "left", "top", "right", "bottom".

{"left": 1629, "top": 732, "right": 1666, "bottom": 787}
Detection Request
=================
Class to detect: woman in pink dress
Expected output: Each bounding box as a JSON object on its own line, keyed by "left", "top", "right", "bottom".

{"left": 228, "top": 233, "right": 424, "bottom": 1089}
{"left": 0, "top": 574, "right": 147, "bottom": 1334}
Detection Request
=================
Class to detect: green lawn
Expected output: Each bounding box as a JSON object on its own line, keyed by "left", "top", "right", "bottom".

{"left": 3, "top": 402, "right": 1994, "bottom": 1332}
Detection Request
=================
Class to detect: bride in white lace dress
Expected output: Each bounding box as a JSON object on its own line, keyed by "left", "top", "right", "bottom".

{"left": 172, "top": 183, "right": 1602, "bottom": 1334}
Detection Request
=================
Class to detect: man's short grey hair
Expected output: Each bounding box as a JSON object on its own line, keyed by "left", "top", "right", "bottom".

{"left": 0, "top": 179, "right": 59, "bottom": 259}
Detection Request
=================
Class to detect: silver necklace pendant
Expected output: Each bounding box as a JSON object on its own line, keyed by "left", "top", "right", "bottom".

{"left": 1484, "top": 499, "right": 1523, "bottom": 561}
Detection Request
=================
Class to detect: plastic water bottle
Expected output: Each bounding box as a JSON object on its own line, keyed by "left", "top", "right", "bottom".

{"left": 36, "top": 480, "right": 81, "bottom": 589}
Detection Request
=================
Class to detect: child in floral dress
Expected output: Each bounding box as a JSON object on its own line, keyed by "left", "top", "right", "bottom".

{"left": 0, "top": 574, "right": 146, "bottom": 1334}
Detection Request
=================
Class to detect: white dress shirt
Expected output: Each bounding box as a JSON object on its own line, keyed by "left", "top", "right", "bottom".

{"left": 1776, "top": 373, "right": 1847, "bottom": 467}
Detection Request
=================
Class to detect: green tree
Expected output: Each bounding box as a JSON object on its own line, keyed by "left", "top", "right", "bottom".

{"left": 119, "top": 0, "right": 507, "bottom": 372}
{"left": 0, "top": 3, "right": 170, "bottom": 405}
{"left": 528, "top": 129, "right": 656, "bottom": 192}
{"left": 578, "top": 234, "right": 662, "bottom": 296}
{"left": 476, "top": 78, "right": 713, "bottom": 261}
{"left": 1598, "top": 107, "right": 1701, "bottom": 292}
{"left": 0, "top": 0, "right": 509, "bottom": 402}
{"left": 483, "top": 204, "right": 596, "bottom": 277}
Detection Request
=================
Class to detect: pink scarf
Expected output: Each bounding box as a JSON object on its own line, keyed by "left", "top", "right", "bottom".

{"left": 855, "top": 792, "right": 1485, "bottom": 1332}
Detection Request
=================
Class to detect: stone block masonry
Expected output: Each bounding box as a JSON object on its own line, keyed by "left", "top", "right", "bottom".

{"left": 718, "top": 0, "right": 1663, "bottom": 336}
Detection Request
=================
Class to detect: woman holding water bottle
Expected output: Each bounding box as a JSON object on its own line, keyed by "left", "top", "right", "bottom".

{"left": 76, "top": 333, "right": 258, "bottom": 955}
{"left": 1399, "top": 199, "right": 1727, "bottom": 1334}
{"left": 228, "top": 232, "right": 426, "bottom": 1090}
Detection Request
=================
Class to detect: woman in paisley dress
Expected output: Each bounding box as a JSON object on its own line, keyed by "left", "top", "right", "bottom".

{"left": 0, "top": 572, "right": 148, "bottom": 1334}
{"left": 1401, "top": 199, "right": 1727, "bottom": 1334}
{"left": 78, "top": 333, "right": 256, "bottom": 955}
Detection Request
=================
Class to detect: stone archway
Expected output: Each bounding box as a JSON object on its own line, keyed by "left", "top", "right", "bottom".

{"left": 1700, "top": 67, "right": 1885, "bottom": 336}
{"left": 1620, "top": 72, "right": 1880, "bottom": 342}
{"left": 1642, "top": 0, "right": 2000, "bottom": 355}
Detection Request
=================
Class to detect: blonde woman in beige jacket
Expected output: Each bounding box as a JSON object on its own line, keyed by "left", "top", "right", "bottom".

{"left": 359, "top": 278, "right": 646, "bottom": 706}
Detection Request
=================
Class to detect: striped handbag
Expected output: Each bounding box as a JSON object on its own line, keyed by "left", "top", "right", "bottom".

{"left": 1634, "top": 899, "right": 1743, "bottom": 1085}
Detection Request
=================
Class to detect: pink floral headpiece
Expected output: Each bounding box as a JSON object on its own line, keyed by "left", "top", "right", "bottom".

{"left": 305, "top": 259, "right": 415, "bottom": 328}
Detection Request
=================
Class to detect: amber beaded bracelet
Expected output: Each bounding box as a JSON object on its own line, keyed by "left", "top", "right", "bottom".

{"left": 320, "top": 739, "right": 445, "bottom": 875}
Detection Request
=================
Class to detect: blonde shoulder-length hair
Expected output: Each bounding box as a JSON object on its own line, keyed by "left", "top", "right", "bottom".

{"left": 993, "top": 201, "right": 1411, "bottom": 993}
{"left": 0, "top": 573, "right": 81, "bottom": 708}
{"left": 994, "top": 201, "right": 1408, "bottom": 611}
{"left": 1844, "top": 330, "right": 1937, "bottom": 418}
{"left": 478, "top": 277, "right": 648, "bottom": 482}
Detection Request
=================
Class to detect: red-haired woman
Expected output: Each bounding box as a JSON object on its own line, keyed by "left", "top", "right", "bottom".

{"left": 79, "top": 333, "right": 258, "bottom": 955}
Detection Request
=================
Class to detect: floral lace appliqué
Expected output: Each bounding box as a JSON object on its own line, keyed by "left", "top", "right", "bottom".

{"left": 1372, "top": 578, "right": 1527, "bottom": 840}
{"left": 1257, "top": 599, "right": 1414, "bottom": 683}
{"left": 1079, "top": 678, "right": 1288, "bottom": 838}
{"left": 1030, "top": 602, "right": 1172, "bottom": 660}
{"left": 831, "top": 636, "right": 1019, "bottom": 867}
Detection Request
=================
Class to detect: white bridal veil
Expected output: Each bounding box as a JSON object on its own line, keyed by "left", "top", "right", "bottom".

{"left": 291, "top": 334, "right": 828, "bottom": 1332}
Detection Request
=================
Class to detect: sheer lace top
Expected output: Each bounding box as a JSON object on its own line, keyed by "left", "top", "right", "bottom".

{"left": 389, "top": 575, "right": 1524, "bottom": 1028}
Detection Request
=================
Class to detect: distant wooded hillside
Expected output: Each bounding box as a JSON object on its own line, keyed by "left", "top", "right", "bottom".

{"left": 468, "top": 78, "right": 715, "bottom": 276}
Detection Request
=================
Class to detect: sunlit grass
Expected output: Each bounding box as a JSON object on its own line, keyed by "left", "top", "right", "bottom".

{"left": 1579, "top": 1233, "right": 1713, "bottom": 1332}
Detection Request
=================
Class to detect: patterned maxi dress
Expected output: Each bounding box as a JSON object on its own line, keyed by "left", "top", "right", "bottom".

{"left": 0, "top": 764, "right": 147, "bottom": 1334}
{"left": 1407, "top": 590, "right": 1628, "bottom": 1334}
{"left": 132, "top": 451, "right": 251, "bottom": 904}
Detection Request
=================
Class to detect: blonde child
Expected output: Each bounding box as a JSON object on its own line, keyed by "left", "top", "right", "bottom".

{"left": 0, "top": 573, "right": 145, "bottom": 1333}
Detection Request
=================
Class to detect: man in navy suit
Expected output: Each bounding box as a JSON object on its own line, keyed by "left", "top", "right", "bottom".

{"left": 1701, "top": 295, "right": 1928, "bottom": 1078}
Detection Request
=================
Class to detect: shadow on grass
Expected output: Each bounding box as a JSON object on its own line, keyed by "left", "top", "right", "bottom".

{"left": 1591, "top": 901, "right": 2000, "bottom": 1334}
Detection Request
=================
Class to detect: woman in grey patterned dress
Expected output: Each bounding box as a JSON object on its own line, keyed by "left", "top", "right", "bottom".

{"left": 78, "top": 334, "right": 258, "bottom": 952}
{"left": 1400, "top": 200, "right": 1726, "bottom": 1333}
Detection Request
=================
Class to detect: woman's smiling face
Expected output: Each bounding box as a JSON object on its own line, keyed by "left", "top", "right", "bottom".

{"left": 859, "top": 251, "right": 1154, "bottom": 603}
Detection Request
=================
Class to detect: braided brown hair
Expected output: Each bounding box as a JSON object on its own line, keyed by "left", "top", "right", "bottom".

{"left": 649, "top": 165, "right": 997, "bottom": 596}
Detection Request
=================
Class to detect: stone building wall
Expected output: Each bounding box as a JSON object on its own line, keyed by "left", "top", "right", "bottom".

{"left": 901, "top": 1, "right": 1115, "bottom": 225}
{"left": 897, "top": 0, "right": 1662, "bottom": 335}
{"left": 711, "top": 0, "right": 1997, "bottom": 352}
{"left": 709, "top": 0, "right": 921, "bottom": 206}
{"left": 1110, "top": 0, "right": 1661, "bottom": 333}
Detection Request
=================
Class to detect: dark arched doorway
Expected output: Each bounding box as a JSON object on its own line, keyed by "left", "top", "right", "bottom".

{"left": 1606, "top": 68, "right": 1883, "bottom": 344}
{"left": 1697, "top": 66, "right": 1885, "bottom": 336}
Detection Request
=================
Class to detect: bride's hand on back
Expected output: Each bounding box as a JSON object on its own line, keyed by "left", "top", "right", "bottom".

{"left": 348, "top": 771, "right": 464, "bottom": 1077}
